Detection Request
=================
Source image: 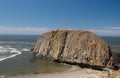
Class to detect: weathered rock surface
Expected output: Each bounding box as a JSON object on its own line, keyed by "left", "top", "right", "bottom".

{"left": 33, "top": 30, "right": 112, "bottom": 69}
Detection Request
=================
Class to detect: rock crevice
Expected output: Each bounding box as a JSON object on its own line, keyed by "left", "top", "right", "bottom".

{"left": 57, "top": 31, "right": 68, "bottom": 60}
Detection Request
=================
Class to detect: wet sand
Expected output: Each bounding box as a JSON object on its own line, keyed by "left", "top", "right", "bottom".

{"left": 6, "top": 66, "right": 110, "bottom": 78}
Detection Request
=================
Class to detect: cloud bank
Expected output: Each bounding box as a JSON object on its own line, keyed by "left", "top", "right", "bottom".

{"left": 0, "top": 26, "right": 120, "bottom": 36}
{"left": 0, "top": 26, "right": 49, "bottom": 35}
{"left": 88, "top": 27, "right": 120, "bottom": 36}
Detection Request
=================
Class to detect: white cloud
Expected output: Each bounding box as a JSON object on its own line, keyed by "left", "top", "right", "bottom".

{"left": 87, "top": 26, "right": 120, "bottom": 36}
{"left": 0, "top": 26, "right": 50, "bottom": 35}
{"left": 0, "top": 26, "right": 120, "bottom": 36}
{"left": 106, "top": 27, "right": 120, "bottom": 30}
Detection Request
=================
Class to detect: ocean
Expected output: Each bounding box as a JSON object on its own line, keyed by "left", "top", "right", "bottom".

{"left": 0, "top": 35, "right": 70, "bottom": 77}
{"left": 0, "top": 35, "right": 119, "bottom": 77}
{"left": 101, "top": 36, "right": 120, "bottom": 52}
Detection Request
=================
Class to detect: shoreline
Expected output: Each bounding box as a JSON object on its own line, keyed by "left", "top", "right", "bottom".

{"left": 6, "top": 66, "right": 111, "bottom": 78}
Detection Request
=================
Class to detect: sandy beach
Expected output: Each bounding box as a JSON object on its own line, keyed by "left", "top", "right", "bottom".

{"left": 5, "top": 66, "right": 110, "bottom": 78}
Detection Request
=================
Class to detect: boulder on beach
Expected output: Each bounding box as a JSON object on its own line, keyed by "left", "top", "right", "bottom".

{"left": 33, "top": 30, "right": 112, "bottom": 69}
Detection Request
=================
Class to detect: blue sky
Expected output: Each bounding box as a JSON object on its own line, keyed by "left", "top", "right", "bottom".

{"left": 0, "top": 0, "right": 120, "bottom": 36}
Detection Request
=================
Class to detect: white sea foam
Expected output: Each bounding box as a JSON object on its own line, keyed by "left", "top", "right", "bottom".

{"left": 0, "top": 41, "right": 35, "bottom": 45}
{"left": 22, "top": 48, "right": 30, "bottom": 52}
{"left": 0, "top": 46, "right": 21, "bottom": 61}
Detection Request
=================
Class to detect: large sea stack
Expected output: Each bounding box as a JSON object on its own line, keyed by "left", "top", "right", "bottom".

{"left": 33, "top": 30, "right": 113, "bottom": 69}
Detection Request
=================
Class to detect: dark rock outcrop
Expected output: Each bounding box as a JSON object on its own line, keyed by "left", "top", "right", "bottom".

{"left": 107, "top": 52, "right": 120, "bottom": 69}
{"left": 33, "top": 30, "right": 112, "bottom": 69}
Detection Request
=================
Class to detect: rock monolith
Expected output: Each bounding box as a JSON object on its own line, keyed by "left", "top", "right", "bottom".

{"left": 33, "top": 30, "right": 112, "bottom": 69}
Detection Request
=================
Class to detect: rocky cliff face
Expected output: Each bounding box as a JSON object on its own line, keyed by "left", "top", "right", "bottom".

{"left": 33, "top": 30, "right": 112, "bottom": 69}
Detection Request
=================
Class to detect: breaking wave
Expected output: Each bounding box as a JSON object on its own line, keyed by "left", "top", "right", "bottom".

{"left": 0, "top": 46, "right": 21, "bottom": 61}
{"left": 0, "top": 41, "right": 35, "bottom": 45}
{"left": 21, "top": 48, "right": 30, "bottom": 52}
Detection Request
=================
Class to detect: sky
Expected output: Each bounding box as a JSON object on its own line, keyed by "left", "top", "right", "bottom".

{"left": 0, "top": 0, "right": 120, "bottom": 36}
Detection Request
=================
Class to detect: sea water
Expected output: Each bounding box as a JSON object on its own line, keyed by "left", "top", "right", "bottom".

{"left": 0, "top": 35, "right": 70, "bottom": 77}
{"left": 101, "top": 36, "right": 120, "bottom": 52}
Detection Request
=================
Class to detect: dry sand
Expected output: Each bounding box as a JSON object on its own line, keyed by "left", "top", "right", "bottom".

{"left": 5, "top": 66, "right": 110, "bottom": 78}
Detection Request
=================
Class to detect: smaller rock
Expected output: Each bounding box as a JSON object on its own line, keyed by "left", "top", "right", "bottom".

{"left": 107, "top": 52, "right": 120, "bottom": 70}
